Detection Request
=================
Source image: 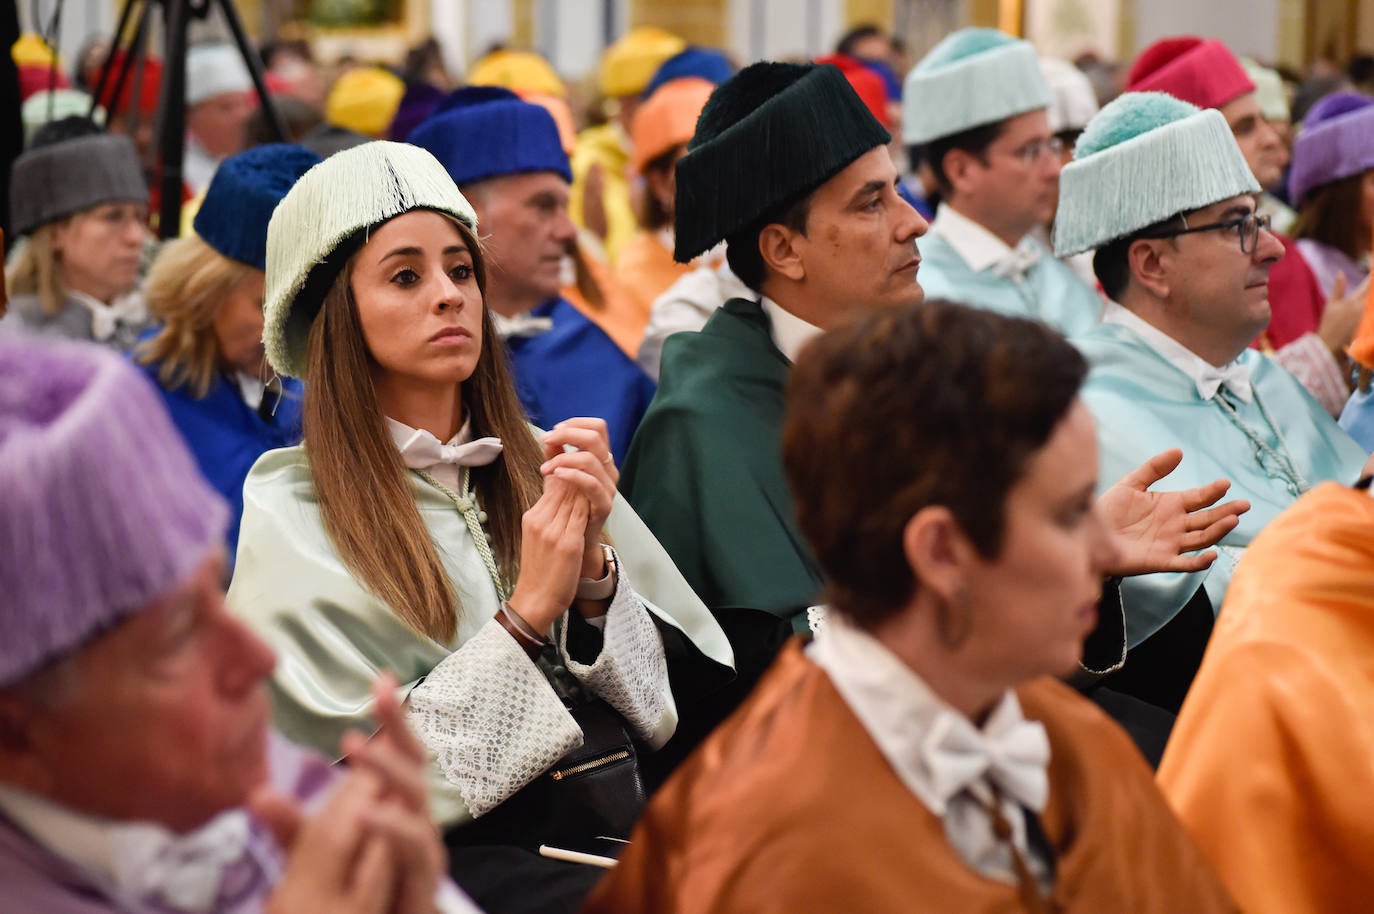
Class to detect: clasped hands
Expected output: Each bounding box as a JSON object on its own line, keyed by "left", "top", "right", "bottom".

{"left": 254, "top": 676, "right": 445, "bottom": 914}
{"left": 507, "top": 417, "right": 620, "bottom": 637}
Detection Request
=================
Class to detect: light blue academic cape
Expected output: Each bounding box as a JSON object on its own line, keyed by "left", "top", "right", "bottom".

{"left": 916, "top": 232, "right": 1103, "bottom": 337}
{"left": 1339, "top": 387, "right": 1374, "bottom": 453}
{"left": 1076, "top": 321, "right": 1368, "bottom": 648}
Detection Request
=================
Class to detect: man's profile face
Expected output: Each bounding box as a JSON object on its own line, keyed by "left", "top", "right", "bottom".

{"left": 787, "top": 146, "right": 928, "bottom": 326}
{"left": 1158, "top": 194, "right": 1283, "bottom": 346}
{"left": 2, "top": 553, "right": 278, "bottom": 833}
{"left": 951, "top": 108, "right": 1062, "bottom": 241}
{"left": 469, "top": 171, "right": 577, "bottom": 310}
{"left": 187, "top": 91, "right": 253, "bottom": 159}
{"left": 1218, "top": 93, "right": 1287, "bottom": 189}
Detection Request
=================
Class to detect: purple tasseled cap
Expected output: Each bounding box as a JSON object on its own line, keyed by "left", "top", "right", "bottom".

{"left": 0, "top": 336, "right": 229, "bottom": 686}
{"left": 1288, "top": 91, "right": 1374, "bottom": 205}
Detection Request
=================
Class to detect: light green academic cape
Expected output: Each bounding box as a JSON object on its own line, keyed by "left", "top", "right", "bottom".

{"left": 227, "top": 445, "right": 732, "bottom": 826}
{"left": 916, "top": 231, "right": 1103, "bottom": 336}
{"left": 1076, "top": 321, "right": 1367, "bottom": 648}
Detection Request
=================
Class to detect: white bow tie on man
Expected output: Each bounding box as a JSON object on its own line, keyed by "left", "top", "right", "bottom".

{"left": 1195, "top": 361, "right": 1254, "bottom": 404}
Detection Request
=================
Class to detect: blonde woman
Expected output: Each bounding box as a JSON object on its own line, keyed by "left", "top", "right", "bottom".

{"left": 135, "top": 144, "right": 321, "bottom": 559}
{"left": 227, "top": 141, "right": 731, "bottom": 913}
{"left": 2, "top": 128, "right": 149, "bottom": 349}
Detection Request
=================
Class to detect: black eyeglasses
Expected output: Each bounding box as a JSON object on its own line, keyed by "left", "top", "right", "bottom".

{"left": 1140, "top": 211, "right": 1273, "bottom": 255}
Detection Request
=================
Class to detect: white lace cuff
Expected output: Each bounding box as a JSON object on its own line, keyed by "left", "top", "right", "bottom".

{"left": 407, "top": 621, "right": 583, "bottom": 818}
{"left": 558, "top": 549, "right": 675, "bottom": 749}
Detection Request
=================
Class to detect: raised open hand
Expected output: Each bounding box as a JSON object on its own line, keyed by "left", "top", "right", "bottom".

{"left": 1097, "top": 448, "right": 1251, "bottom": 577}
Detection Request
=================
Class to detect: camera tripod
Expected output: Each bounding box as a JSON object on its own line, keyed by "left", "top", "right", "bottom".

{"left": 89, "top": 0, "right": 286, "bottom": 237}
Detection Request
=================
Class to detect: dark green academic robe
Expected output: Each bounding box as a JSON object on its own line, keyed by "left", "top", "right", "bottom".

{"left": 620, "top": 298, "right": 822, "bottom": 630}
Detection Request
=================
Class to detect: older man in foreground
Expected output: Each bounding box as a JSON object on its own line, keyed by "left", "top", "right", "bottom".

{"left": 0, "top": 336, "right": 478, "bottom": 914}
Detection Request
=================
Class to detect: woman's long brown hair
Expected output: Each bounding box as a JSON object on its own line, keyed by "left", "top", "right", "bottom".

{"left": 302, "top": 218, "right": 545, "bottom": 642}
{"left": 1291, "top": 171, "right": 1370, "bottom": 262}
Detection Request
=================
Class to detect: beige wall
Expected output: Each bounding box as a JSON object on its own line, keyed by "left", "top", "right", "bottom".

{"left": 629, "top": 0, "right": 729, "bottom": 46}
{"left": 845, "top": 0, "right": 895, "bottom": 29}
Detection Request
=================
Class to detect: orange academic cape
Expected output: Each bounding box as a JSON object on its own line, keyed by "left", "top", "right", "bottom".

{"left": 1159, "top": 481, "right": 1374, "bottom": 914}
{"left": 564, "top": 249, "right": 652, "bottom": 360}
{"left": 613, "top": 230, "right": 692, "bottom": 327}
{"left": 584, "top": 642, "right": 1235, "bottom": 913}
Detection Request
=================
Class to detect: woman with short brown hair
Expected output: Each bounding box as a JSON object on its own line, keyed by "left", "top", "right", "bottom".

{"left": 585, "top": 301, "right": 1238, "bottom": 914}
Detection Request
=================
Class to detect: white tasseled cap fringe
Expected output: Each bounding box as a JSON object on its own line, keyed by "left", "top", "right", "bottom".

{"left": 1053, "top": 105, "right": 1259, "bottom": 258}
{"left": 262, "top": 141, "right": 479, "bottom": 379}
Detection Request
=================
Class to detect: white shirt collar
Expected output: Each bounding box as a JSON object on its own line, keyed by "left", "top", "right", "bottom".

{"left": 759, "top": 295, "right": 824, "bottom": 364}
{"left": 928, "top": 204, "right": 1046, "bottom": 277}
{"left": 808, "top": 614, "right": 1050, "bottom": 817}
{"left": 236, "top": 372, "right": 266, "bottom": 411}
{"left": 1103, "top": 301, "right": 1253, "bottom": 402}
{"left": 0, "top": 784, "right": 121, "bottom": 883}
{"left": 0, "top": 784, "right": 254, "bottom": 912}
{"left": 67, "top": 289, "right": 146, "bottom": 342}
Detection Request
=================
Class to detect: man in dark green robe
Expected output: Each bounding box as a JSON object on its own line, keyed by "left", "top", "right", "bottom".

{"left": 620, "top": 61, "right": 925, "bottom": 678}
{"left": 621, "top": 297, "right": 821, "bottom": 623}
{"left": 621, "top": 60, "right": 1248, "bottom": 770}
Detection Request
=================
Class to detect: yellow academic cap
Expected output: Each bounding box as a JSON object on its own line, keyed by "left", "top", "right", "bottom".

{"left": 469, "top": 50, "right": 566, "bottom": 98}
{"left": 325, "top": 66, "right": 406, "bottom": 138}
{"left": 599, "top": 27, "right": 686, "bottom": 98}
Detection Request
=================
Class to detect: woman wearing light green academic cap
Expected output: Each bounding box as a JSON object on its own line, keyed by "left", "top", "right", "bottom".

{"left": 227, "top": 140, "right": 732, "bottom": 913}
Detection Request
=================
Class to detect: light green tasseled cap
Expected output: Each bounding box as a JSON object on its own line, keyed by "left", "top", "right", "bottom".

{"left": 262, "top": 140, "right": 478, "bottom": 379}
{"left": 902, "top": 28, "right": 1051, "bottom": 144}
{"left": 1052, "top": 91, "right": 1259, "bottom": 258}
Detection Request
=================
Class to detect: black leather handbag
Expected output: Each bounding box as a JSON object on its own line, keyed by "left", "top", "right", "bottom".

{"left": 448, "top": 670, "right": 647, "bottom": 855}
{"left": 538, "top": 696, "right": 647, "bottom": 848}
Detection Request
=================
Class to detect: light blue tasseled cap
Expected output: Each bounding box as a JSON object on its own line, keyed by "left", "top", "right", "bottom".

{"left": 902, "top": 28, "right": 1051, "bottom": 144}
{"left": 1053, "top": 91, "right": 1259, "bottom": 258}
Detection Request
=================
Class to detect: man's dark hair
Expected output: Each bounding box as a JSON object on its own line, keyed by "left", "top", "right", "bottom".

{"left": 246, "top": 96, "right": 323, "bottom": 147}
{"left": 783, "top": 301, "right": 1087, "bottom": 627}
{"left": 31, "top": 116, "right": 103, "bottom": 148}
{"left": 1348, "top": 54, "right": 1374, "bottom": 89}
{"left": 836, "top": 24, "right": 886, "bottom": 57}
{"left": 259, "top": 39, "right": 314, "bottom": 69}
{"left": 1092, "top": 214, "right": 1186, "bottom": 302}
{"left": 913, "top": 120, "right": 1006, "bottom": 196}
{"left": 724, "top": 193, "right": 813, "bottom": 293}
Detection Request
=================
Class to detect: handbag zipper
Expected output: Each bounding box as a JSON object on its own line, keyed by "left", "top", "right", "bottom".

{"left": 549, "top": 749, "right": 632, "bottom": 780}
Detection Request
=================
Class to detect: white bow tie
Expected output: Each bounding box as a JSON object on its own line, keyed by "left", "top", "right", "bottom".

{"left": 111, "top": 810, "right": 256, "bottom": 913}
{"left": 991, "top": 241, "right": 1045, "bottom": 280}
{"left": 919, "top": 705, "right": 1051, "bottom": 815}
{"left": 394, "top": 424, "right": 504, "bottom": 471}
{"left": 73, "top": 292, "right": 145, "bottom": 342}
{"left": 1196, "top": 361, "right": 1253, "bottom": 404}
{"left": 491, "top": 312, "right": 555, "bottom": 340}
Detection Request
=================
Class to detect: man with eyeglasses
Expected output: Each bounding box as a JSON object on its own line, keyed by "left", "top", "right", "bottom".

{"left": 1056, "top": 91, "right": 1368, "bottom": 717}
{"left": 902, "top": 28, "right": 1103, "bottom": 336}
{"left": 1128, "top": 36, "right": 1362, "bottom": 416}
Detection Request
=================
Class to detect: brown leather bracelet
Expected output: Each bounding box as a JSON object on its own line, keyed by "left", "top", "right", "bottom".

{"left": 494, "top": 609, "right": 544, "bottom": 661}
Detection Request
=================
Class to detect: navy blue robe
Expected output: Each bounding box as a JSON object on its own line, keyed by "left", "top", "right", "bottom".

{"left": 504, "top": 297, "right": 656, "bottom": 464}
{"left": 134, "top": 343, "right": 303, "bottom": 562}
